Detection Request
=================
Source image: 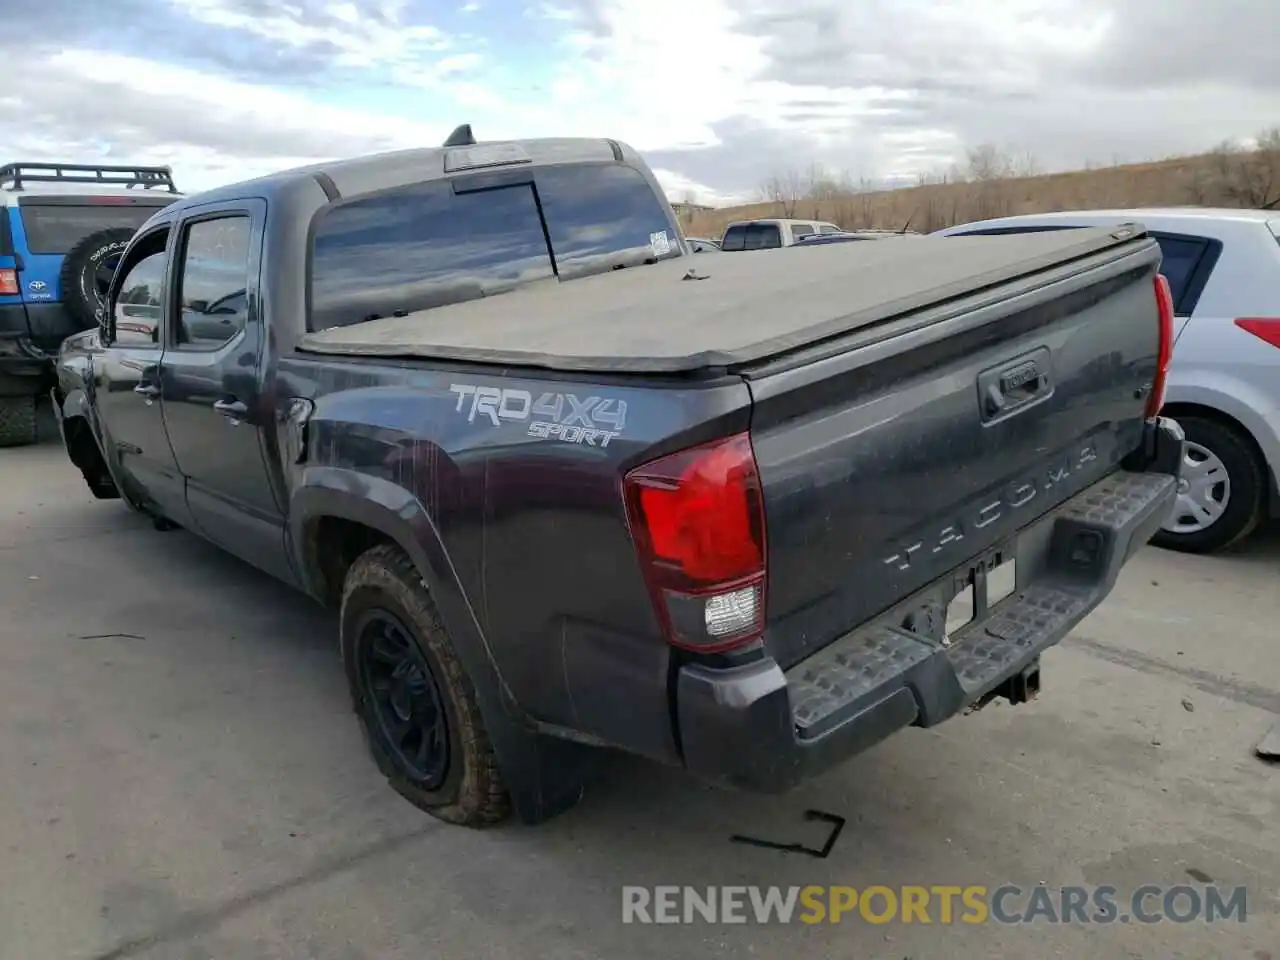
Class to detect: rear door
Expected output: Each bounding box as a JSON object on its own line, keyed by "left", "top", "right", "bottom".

{"left": 157, "top": 199, "right": 297, "bottom": 586}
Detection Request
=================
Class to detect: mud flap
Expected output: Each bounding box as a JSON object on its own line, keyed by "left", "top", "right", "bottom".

{"left": 483, "top": 711, "right": 600, "bottom": 824}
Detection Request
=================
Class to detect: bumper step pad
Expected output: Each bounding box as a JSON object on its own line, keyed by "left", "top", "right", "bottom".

{"left": 786, "top": 469, "right": 1177, "bottom": 741}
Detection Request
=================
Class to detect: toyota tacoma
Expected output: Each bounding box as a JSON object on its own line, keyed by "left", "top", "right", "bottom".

{"left": 51, "top": 128, "right": 1184, "bottom": 827}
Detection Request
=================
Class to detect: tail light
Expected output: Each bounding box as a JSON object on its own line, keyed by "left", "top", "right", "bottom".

{"left": 623, "top": 432, "right": 767, "bottom": 652}
{"left": 1234, "top": 317, "right": 1280, "bottom": 350}
{"left": 1147, "top": 273, "right": 1175, "bottom": 419}
{"left": 0, "top": 268, "right": 17, "bottom": 296}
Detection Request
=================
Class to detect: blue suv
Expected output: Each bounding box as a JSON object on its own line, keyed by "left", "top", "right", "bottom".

{"left": 1, "top": 162, "right": 182, "bottom": 445}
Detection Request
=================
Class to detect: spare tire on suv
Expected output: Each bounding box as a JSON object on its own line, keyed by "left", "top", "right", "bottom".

{"left": 57, "top": 227, "right": 136, "bottom": 330}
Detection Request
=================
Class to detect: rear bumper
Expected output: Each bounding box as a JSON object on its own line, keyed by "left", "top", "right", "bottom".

{"left": 0, "top": 302, "right": 80, "bottom": 388}
{"left": 676, "top": 416, "right": 1184, "bottom": 793}
{"left": 23, "top": 302, "right": 83, "bottom": 351}
{"left": 0, "top": 330, "right": 50, "bottom": 390}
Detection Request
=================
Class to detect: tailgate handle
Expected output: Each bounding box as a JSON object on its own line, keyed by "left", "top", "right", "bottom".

{"left": 979, "top": 349, "right": 1053, "bottom": 422}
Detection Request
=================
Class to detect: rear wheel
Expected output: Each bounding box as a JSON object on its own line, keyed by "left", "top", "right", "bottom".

{"left": 340, "top": 544, "right": 510, "bottom": 826}
{"left": 1151, "top": 415, "right": 1265, "bottom": 554}
{"left": 0, "top": 395, "right": 38, "bottom": 447}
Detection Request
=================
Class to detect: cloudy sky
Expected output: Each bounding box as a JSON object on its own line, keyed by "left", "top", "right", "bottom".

{"left": 2, "top": 0, "right": 1276, "bottom": 204}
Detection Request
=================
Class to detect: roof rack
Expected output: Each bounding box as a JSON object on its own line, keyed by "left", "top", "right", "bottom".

{"left": 0, "top": 162, "right": 179, "bottom": 193}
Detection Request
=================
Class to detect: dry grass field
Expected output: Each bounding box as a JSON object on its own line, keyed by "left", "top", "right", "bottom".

{"left": 679, "top": 130, "right": 1280, "bottom": 240}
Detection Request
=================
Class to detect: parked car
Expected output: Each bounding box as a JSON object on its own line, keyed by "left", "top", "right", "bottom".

{"left": 719, "top": 217, "right": 843, "bottom": 250}
{"left": 936, "top": 208, "right": 1280, "bottom": 554}
{"left": 53, "top": 132, "right": 1181, "bottom": 829}
{"left": 0, "top": 162, "right": 183, "bottom": 445}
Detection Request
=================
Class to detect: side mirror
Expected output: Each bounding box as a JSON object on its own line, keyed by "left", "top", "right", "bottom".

{"left": 188, "top": 299, "right": 209, "bottom": 313}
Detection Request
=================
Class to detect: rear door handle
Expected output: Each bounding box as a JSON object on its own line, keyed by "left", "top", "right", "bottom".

{"left": 134, "top": 383, "right": 160, "bottom": 399}
{"left": 213, "top": 398, "right": 248, "bottom": 422}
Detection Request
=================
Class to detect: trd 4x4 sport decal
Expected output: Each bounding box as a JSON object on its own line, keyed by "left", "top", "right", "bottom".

{"left": 449, "top": 383, "right": 627, "bottom": 447}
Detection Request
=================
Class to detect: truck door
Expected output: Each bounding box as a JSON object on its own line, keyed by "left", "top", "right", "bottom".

{"left": 95, "top": 225, "right": 193, "bottom": 527}
{"left": 157, "top": 200, "right": 298, "bottom": 587}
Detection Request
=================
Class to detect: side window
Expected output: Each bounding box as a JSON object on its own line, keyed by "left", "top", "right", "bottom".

{"left": 310, "top": 181, "right": 553, "bottom": 331}
{"left": 791, "top": 224, "right": 815, "bottom": 240}
{"left": 175, "top": 216, "right": 252, "bottom": 349}
{"left": 721, "top": 225, "right": 747, "bottom": 251}
{"left": 744, "top": 224, "right": 781, "bottom": 250}
{"left": 818, "top": 223, "right": 842, "bottom": 235}
{"left": 1150, "top": 234, "right": 1210, "bottom": 315}
{"left": 112, "top": 251, "right": 167, "bottom": 346}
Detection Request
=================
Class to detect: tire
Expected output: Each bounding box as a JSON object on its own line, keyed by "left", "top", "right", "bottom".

{"left": 1150, "top": 415, "right": 1266, "bottom": 554}
{"left": 340, "top": 544, "right": 510, "bottom": 826}
{"left": 0, "top": 395, "right": 38, "bottom": 447}
{"left": 57, "top": 227, "right": 136, "bottom": 330}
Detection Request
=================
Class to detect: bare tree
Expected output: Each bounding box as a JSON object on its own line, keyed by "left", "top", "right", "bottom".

{"left": 966, "top": 143, "right": 1013, "bottom": 181}
{"left": 759, "top": 170, "right": 804, "bottom": 217}
{"left": 1209, "top": 127, "right": 1280, "bottom": 209}
{"left": 805, "top": 162, "right": 845, "bottom": 219}
{"left": 1256, "top": 126, "right": 1280, "bottom": 209}
{"left": 1011, "top": 150, "right": 1041, "bottom": 178}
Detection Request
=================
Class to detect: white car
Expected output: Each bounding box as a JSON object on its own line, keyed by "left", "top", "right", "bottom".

{"left": 719, "top": 218, "right": 843, "bottom": 250}
{"left": 936, "top": 208, "right": 1280, "bottom": 554}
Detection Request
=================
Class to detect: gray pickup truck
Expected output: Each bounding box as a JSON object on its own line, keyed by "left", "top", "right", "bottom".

{"left": 52, "top": 130, "right": 1184, "bottom": 828}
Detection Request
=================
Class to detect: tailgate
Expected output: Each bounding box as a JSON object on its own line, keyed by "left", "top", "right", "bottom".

{"left": 747, "top": 233, "right": 1164, "bottom": 669}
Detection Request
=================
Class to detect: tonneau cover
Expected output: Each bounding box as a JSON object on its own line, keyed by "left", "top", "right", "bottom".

{"left": 298, "top": 224, "right": 1148, "bottom": 373}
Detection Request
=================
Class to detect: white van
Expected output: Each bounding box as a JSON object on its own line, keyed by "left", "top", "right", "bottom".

{"left": 719, "top": 218, "right": 843, "bottom": 251}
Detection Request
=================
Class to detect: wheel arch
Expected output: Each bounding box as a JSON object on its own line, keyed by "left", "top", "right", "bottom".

{"left": 290, "top": 472, "right": 594, "bottom": 824}
{"left": 288, "top": 471, "right": 510, "bottom": 698}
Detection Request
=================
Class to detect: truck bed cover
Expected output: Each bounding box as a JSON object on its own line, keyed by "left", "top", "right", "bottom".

{"left": 297, "top": 224, "right": 1148, "bottom": 374}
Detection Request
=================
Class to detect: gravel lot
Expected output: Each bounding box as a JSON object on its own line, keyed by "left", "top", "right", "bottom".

{"left": 2, "top": 424, "right": 1277, "bottom": 960}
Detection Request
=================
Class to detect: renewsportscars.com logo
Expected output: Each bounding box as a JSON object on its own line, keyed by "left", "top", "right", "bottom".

{"left": 621, "top": 884, "right": 1249, "bottom": 926}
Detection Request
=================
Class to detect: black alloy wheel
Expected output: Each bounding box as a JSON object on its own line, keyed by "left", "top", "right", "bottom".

{"left": 355, "top": 608, "right": 450, "bottom": 790}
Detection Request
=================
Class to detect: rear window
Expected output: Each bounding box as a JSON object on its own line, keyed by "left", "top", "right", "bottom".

{"left": 1150, "top": 235, "right": 1210, "bottom": 309}
{"left": 309, "top": 163, "right": 681, "bottom": 331}
{"left": 18, "top": 202, "right": 169, "bottom": 255}
{"left": 720, "top": 223, "right": 782, "bottom": 251}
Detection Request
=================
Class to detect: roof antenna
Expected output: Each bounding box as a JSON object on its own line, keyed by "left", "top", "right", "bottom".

{"left": 443, "top": 124, "right": 476, "bottom": 147}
